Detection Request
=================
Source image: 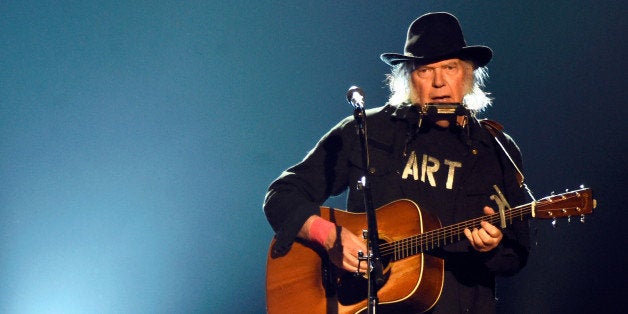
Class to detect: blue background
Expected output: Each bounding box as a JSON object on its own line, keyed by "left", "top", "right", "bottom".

{"left": 1, "top": 1, "right": 626, "bottom": 313}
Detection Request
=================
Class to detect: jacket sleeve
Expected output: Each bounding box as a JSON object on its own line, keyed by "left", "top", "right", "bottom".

{"left": 263, "top": 119, "right": 353, "bottom": 257}
{"left": 481, "top": 131, "right": 531, "bottom": 276}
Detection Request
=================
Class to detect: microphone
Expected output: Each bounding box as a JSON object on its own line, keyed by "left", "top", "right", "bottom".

{"left": 346, "top": 86, "right": 365, "bottom": 109}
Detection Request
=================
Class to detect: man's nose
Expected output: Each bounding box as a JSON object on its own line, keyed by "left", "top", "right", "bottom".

{"left": 432, "top": 68, "right": 445, "bottom": 87}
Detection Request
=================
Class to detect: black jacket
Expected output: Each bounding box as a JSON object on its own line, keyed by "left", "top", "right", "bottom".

{"left": 264, "top": 103, "right": 530, "bottom": 313}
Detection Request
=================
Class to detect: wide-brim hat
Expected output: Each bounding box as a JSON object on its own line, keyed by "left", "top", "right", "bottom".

{"left": 381, "top": 12, "right": 492, "bottom": 67}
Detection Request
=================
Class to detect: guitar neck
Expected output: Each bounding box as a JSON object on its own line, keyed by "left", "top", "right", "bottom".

{"left": 379, "top": 205, "right": 528, "bottom": 261}
{"left": 380, "top": 187, "right": 593, "bottom": 261}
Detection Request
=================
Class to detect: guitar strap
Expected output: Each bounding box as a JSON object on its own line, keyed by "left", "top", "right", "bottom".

{"left": 479, "top": 119, "right": 525, "bottom": 187}
{"left": 479, "top": 119, "right": 539, "bottom": 249}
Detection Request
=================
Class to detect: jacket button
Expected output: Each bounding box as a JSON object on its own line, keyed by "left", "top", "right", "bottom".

{"left": 471, "top": 149, "right": 478, "bottom": 155}
{"left": 369, "top": 167, "right": 376, "bottom": 174}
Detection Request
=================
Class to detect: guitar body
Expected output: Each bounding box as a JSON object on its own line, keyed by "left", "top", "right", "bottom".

{"left": 266, "top": 199, "right": 445, "bottom": 314}
{"left": 266, "top": 188, "right": 596, "bottom": 313}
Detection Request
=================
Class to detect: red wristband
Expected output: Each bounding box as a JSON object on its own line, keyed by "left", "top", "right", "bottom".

{"left": 308, "top": 217, "right": 336, "bottom": 246}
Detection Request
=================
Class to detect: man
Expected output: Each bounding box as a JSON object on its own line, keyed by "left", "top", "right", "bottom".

{"left": 264, "top": 12, "right": 529, "bottom": 313}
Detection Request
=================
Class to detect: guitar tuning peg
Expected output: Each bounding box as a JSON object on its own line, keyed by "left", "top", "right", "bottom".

{"left": 565, "top": 188, "right": 569, "bottom": 192}
{"left": 579, "top": 184, "right": 585, "bottom": 189}
{"left": 567, "top": 216, "right": 571, "bottom": 223}
{"left": 550, "top": 191, "right": 555, "bottom": 196}
{"left": 552, "top": 218, "right": 557, "bottom": 228}
{"left": 580, "top": 215, "right": 586, "bottom": 223}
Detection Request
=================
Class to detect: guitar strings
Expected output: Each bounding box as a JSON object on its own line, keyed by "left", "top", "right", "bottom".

{"left": 378, "top": 191, "right": 586, "bottom": 260}
{"left": 377, "top": 204, "right": 533, "bottom": 259}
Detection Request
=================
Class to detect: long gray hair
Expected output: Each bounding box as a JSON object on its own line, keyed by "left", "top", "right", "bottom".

{"left": 385, "top": 61, "right": 492, "bottom": 114}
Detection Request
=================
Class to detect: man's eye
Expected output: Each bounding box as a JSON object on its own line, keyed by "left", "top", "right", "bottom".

{"left": 443, "top": 65, "right": 458, "bottom": 73}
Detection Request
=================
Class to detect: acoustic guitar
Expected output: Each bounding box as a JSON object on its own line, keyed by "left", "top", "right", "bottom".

{"left": 266, "top": 188, "right": 595, "bottom": 313}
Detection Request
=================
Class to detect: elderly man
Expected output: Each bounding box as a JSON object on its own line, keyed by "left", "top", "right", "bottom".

{"left": 264, "top": 12, "right": 529, "bottom": 313}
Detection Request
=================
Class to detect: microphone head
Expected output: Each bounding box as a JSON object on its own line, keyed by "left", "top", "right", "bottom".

{"left": 346, "top": 86, "right": 365, "bottom": 108}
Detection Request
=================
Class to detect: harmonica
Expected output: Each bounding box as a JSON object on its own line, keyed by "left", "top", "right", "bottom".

{"left": 420, "top": 103, "right": 469, "bottom": 115}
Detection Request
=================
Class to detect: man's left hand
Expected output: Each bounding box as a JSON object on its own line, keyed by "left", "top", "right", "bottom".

{"left": 463, "top": 206, "right": 503, "bottom": 252}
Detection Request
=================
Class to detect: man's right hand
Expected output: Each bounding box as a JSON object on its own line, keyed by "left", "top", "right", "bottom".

{"left": 324, "top": 226, "right": 368, "bottom": 273}
{"left": 299, "top": 216, "right": 367, "bottom": 273}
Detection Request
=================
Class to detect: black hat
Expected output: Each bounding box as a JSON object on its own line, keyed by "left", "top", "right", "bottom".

{"left": 380, "top": 12, "right": 492, "bottom": 67}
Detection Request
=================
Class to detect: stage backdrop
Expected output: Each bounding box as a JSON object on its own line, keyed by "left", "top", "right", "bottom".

{"left": 1, "top": 1, "right": 625, "bottom": 313}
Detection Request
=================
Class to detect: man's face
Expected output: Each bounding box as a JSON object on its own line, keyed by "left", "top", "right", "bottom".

{"left": 410, "top": 58, "right": 474, "bottom": 105}
{"left": 409, "top": 58, "right": 474, "bottom": 127}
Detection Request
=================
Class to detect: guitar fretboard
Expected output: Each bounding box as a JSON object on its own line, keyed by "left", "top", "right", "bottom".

{"left": 378, "top": 188, "right": 591, "bottom": 262}
{"left": 379, "top": 205, "right": 529, "bottom": 261}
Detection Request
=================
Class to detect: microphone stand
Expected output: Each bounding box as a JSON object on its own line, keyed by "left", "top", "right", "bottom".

{"left": 348, "top": 87, "right": 383, "bottom": 314}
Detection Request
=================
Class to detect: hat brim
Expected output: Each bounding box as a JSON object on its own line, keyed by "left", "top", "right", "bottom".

{"left": 380, "top": 45, "right": 492, "bottom": 68}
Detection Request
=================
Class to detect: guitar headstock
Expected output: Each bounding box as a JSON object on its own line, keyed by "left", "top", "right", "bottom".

{"left": 533, "top": 187, "right": 596, "bottom": 219}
